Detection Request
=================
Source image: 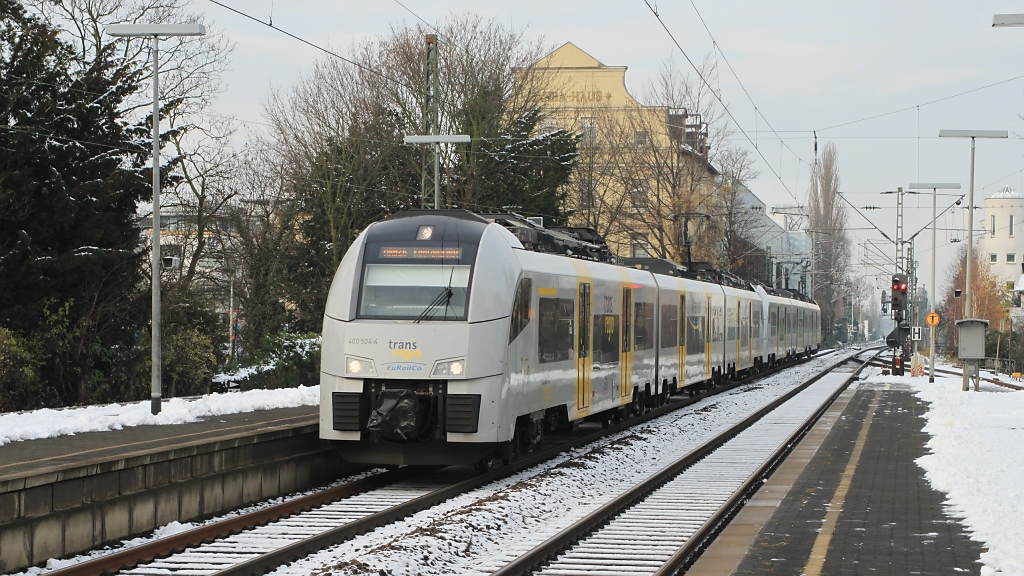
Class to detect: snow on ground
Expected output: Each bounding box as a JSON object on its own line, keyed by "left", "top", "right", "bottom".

{"left": 6, "top": 350, "right": 1024, "bottom": 575}
{"left": 0, "top": 386, "right": 318, "bottom": 446}
{"left": 903, "top": 366, "right": 1024, "bottom": 576}
{"left": 270, "top": 350, "right": 857, "bottom": 576}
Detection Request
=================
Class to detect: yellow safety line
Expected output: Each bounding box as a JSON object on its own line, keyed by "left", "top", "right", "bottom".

{"left": 803, "top": 390, "right": 881, "bottom": 576}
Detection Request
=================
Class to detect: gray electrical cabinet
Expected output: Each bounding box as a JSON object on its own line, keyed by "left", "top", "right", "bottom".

{"left": 956, "top": 318, "right": 989, "bottom": 360}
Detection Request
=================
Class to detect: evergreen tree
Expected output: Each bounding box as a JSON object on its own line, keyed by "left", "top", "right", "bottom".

{"left": 464, "top": 109, "right": 579, "bottom": 223}
{"left": 0, "top": 0, "right": 152, "bottom": 407}
{"left": 284, "top": 104, "right": 418, "bottom": 334}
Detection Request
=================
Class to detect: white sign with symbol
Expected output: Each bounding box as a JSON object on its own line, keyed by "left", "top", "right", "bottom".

{"left": 912, "top": 326, "right": 922, "bottom": 341}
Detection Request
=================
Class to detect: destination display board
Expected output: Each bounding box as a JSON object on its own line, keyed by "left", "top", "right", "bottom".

{"left": 379, "top": 247, "right": 463, "bottom": 259}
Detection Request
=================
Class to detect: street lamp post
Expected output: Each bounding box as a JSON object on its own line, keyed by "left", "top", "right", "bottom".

{"left": 667, "top": 213, "right": 708, "bottom": 269}
{"left": 106, "top": 23, "right": 206, "bottom": 415}
{"left": 909, "top": 183, "right": 961, "bottom": 383}
{"left": 993, "top": 14, "right": 1024, "bottom": 27}
{"left": 403, "top": 134, "right": 472, "bottom": 209}
{"left": 938, "top": 129, "right": 1007, "bottom": 390}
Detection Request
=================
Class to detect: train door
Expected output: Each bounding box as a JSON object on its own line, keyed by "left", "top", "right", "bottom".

{"left": 798, "top": 308, "right": 804, "bottom": 352}
{"left": 678, "top": 294, "right": 686, "bottom": 384}
{"left": 749, "top": 297, "right": 757, "bottom": 364}
{"left": 733, "top": 299, "right": 740, "bottom": 371}
{"left": 774, "top": 305, "right": 782, "bottom": 354}
{"left": 576, "top": 282, "right": 592, "bottom": 416}
{"left": 620, "top": 287, "right": 633, "bottom": 403}
{"left": 704, "top": 295, "right": 712, "bottom": 379}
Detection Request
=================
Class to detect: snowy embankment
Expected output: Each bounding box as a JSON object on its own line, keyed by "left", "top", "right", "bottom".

{"left": 910, "top": 369, "right": 1024, "bottom": 576}
{"left": 0, "top": 386, "right": 319, "bottom": 446}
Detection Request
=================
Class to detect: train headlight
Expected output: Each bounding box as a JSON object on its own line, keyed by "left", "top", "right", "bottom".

{"left": 345, "top": 356, "right": 376, "bottom": 377}
{"left": 431, "top": 358, "right": 466, "bottom": 377}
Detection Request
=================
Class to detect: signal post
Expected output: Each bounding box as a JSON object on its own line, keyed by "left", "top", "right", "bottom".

{"left": 886, "top": 273, "right": 911, "bottom": 375}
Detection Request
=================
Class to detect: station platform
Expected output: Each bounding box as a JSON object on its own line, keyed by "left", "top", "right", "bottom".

{"left": 0, "top": 405, "right": 318, "bottom": 482}
{"left": 0, "top": 404, "right": 345, "bottom": 574}
{"left": 689, "top": 376, "right": 986, "bottom": 575}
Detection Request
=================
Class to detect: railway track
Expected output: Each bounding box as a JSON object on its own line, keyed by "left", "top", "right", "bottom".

{"left": 489, "top": 349, "right": 878, "bottom": 576}
{"left": 865, "top": 357, "right": 1024, "bottom": 391}
{"left": 42, "top": 350, "right": 857, "bottom": 576}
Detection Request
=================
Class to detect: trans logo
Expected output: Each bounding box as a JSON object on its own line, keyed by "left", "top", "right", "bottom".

{"left": 386, "top": 340, "right": 423, "bottom": 371}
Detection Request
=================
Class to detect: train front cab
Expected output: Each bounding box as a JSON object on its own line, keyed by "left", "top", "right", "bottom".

{"left": 319, "top": 212, "right": 524, "bottom": 466}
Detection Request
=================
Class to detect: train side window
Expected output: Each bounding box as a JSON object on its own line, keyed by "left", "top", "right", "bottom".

{"left": 622, "top": 288, "right": 632, "bottom": 353}
{"left": 538, "top": 297, "right": 574, "bottom": 363}
{"left": 508, "top": 277, "right": 532, "bottom": 343}
{"left": 634, "top": 302, "right": 655, "bottom": 351}
{"left": 660, "top": 303, "right": 678, "bottom": 349}
{"left": 705, "top": 297, "right": 712, "bottom": 344}
{"left": 578, "top": 283, "right": 591, "bottom": 359}
{"left": 593, "top": 314, "right": 620, "bottom": 364}
{"left": 727, "top": 301, "right": 736, "bottom": 341}
{"left": 686, "top": 298, "right": 702, "bottom": 356}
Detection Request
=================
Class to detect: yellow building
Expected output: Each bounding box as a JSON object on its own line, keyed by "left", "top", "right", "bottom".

{"left": 527, "top": 42, "right": 717, "bottom": 261}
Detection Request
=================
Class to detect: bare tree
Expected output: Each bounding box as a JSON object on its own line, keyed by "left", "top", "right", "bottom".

{"left": 566, "top": 106, "right": 646, "bottom": 246}
{"left": 164, "top": 117, "right": 239, "bottom": 291}
{"left": 223, "top": 143, "right": 301, "bottom": 361}
{"left": 937, "top": 245, "right": 1008, "bottom": 351}
{"left": 26, "top": 0, "right": 233, "bottom": 120}
{"left": 602, "top": 54, "right": 753, "bottom": 267}
{"left": 808, "top": 142, "right": 853, "bottom": 342}
{"left": 712, "top": 146, "right": 770, "bottom": 279}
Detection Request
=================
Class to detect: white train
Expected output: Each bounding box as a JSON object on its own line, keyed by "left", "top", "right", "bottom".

{"left": 320, "top": 211, "right": 820, "bottom": 467}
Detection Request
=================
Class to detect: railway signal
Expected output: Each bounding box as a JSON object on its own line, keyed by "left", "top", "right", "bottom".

{"left": 891, "top": 274, "right": 909, "bottom": 312}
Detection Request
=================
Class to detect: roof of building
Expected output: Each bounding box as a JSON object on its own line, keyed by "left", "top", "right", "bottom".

{"left": 992, "top": 185, "right": 1021, "bottom": 199}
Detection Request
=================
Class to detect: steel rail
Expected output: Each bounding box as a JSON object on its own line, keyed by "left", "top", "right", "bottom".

{"left": 866, "top": 359, "right": 1024, "bottom": 391}
{"left": 654, "top": 350, "right": 879, "bottom": 575}
{"left": 212, "top": 352, "right": 835, "bottom": 576}
{"left": 43, "top": 467, "right": 421, "bottom": 576}
{"left": 42, "top": 351, "right": 832, "bottom": 576}
{"left": 490, "top": 349, "right": 879, "bottom": 576}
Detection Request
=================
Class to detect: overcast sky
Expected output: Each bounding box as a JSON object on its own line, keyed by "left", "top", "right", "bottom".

{"left": 197, "top": 0, "right": 1024, "bottom": 305}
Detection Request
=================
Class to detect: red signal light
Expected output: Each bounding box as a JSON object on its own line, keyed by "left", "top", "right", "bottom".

{"left": 900, "top": 283, "right": 908, "bottom": 291}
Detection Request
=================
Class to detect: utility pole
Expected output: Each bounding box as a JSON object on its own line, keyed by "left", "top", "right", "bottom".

{"left": 420, "top": 34, "right": 439, "bottom": 208}
{"left": 896, "top": 187, "right": 905, "bottom": 273}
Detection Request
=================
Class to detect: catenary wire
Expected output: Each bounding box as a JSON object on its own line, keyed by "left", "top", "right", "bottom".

{"left": 686, "top": 0, "right": 811, "bottom": 170}
{"left": 641, "top": 0, "right": 802, "bottom": 205}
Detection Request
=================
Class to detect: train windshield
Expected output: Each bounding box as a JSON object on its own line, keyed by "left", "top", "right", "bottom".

{"left": 357, "top": 242, "right": 475, "bottom": 320}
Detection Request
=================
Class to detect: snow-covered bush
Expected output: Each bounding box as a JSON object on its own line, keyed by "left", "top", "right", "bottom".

{"left": 213, "top": 334, "right": 320, "bottom": 391}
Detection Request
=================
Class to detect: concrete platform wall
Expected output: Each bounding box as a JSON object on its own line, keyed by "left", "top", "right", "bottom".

{"left": 0, "top": 425, "right": 348, "bottom": 573}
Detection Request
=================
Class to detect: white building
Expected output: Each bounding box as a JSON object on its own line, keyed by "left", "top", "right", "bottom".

{"left": 978, "top": 186, "right": 1024, "bottom": 289}
{"left": 733, "top": 185, "right": 813, "bottom": 291}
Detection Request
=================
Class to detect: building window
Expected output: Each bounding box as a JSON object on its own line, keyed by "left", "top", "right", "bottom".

{"left": 579, "top": 116, "right": 597, "bottom": 144}
{"left": 634, "top": 130, "right": 649, "bottom": 145}
{"left": 1011, "top": 215, "right": 1015, "bottom": 237}
{"left": 630, "top": 233, "right": 651, "bottom": 257}
{"left": 1008, "top": 254, "right": 1016, "bottom": 264}
{"left": 628, "top": 179, "right": 649, "bottom": 213}
{"left": 991, "top": 253, "right": 998, "bottom": 263}
{"left": 992, "top": 215, "right": 996, "bottom": 237}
